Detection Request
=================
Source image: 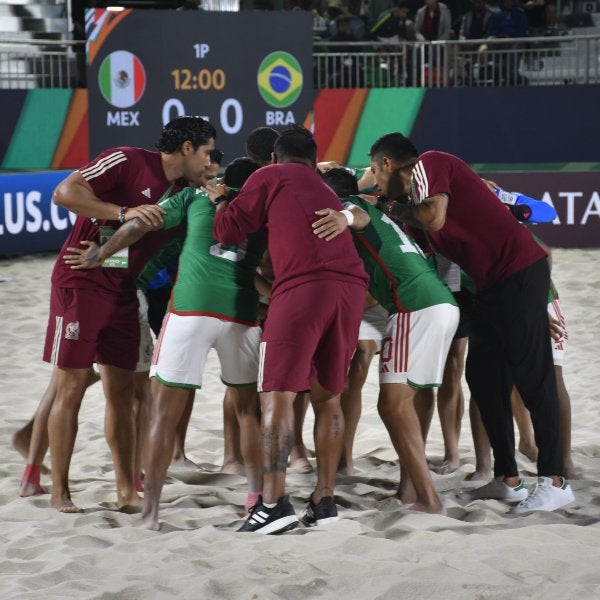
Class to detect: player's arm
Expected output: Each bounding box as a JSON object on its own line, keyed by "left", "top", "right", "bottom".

{"left": 357, "top": 169, "right": 376, "bottom": 192}
{"left": 63, "top": 218, "right": 155, "bottom": 270}
{"left": 386, "top": 192, "right": 448, "bottom": 231}
{"left": 53, "top": 171, "right": 165, "bottom": 227}
{"left": 312, "top": 203, "right": 370, "bottom": 241}
{"left": 255, "top": 272, "right": 272, "bottom": 299}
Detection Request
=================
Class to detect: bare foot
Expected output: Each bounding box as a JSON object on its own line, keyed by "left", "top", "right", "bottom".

{"left": 337, "top": 459, "right": 354, "bottom": 476}
{"left": 19, "top": 481, "right": 47, "bottom": 497}
{"left": 171, "top": 455, "right": 205, "bottom": 470}
{"left": 289, "top": 457, "right": 313, "bottom": 474}
{"left": 52, "top": 494, "right": 84, "bottom": 513}
{"left": 11, "top": 426, "right": 32, "bottom": 460}
{"left": 518, "top": 440, "right": 538, "bottom": 463}
{"left": 117, "top": 493, "right": 143, "bottom": 509}
{"left": 134, "top": 514, "right": 160, "bottom": 531}
{"left": 220, "top": 460, "right": 246, "bottom": 476}
{"left": 464, "top": 468, "right": 492, "bottom": 482}
{"left": 435, "top": 460, "right": 460, "bottom": 475}
{"left": 396, "top": 477, "right": 417, "bottom": 504}
{"left": 408, "top": 500, "right": 447, "bottom": 516}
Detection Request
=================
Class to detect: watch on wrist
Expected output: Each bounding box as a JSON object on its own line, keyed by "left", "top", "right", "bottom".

{"left": 118, "top": 206, "right": 128, "bottom": 224}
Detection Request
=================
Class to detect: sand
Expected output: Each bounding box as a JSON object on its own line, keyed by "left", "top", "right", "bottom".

{"left": 1, "top": 249, "right": 599, "bottom": 600}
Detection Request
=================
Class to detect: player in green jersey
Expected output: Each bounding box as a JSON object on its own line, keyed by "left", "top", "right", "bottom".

{"left": 316, "top": 168, "right": 459, "bottom": 513}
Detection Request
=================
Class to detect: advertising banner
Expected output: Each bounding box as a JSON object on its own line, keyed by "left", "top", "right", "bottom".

{"left": 480, "top": 172, "right": 600, "bottom": 248}
{"left": 0, "top": 171, "right": 75, "bottom": 256}
{"left": 86, "top": 9, "right": 314, "bottom": 161}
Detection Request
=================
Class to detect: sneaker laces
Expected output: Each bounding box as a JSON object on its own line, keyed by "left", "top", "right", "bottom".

{"left": 516, "top": 481, "right": 550, "bottom": 509}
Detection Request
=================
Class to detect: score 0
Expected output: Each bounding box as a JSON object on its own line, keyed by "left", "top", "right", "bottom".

{"left": 162, "top": 97, "right": 244, "bottom": 135}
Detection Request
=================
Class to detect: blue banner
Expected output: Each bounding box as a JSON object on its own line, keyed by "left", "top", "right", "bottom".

{"left": 0, "top": 171, "right": 75, "bottom": 256}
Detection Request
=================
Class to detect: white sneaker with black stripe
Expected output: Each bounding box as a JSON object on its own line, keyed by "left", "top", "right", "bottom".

{"left": 237, "top": 495, "right": 299, "bottom": 534}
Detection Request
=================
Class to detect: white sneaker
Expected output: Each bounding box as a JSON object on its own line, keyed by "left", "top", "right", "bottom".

{"left": 510, "top": 477, "right": 575, "bottom": 514}
{"left": 458, "top": 476, "right": 529, "bottom": 502}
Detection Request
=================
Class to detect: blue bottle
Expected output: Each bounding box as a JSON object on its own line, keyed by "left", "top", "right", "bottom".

{"left": 494, "top": 189, "right": 557, "bottom": 223}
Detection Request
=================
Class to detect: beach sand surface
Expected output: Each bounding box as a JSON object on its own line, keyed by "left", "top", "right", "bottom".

{"left": 1, "top": 249, "right": 599, "bottom": 600}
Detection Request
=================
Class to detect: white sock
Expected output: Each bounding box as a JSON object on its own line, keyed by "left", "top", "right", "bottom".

{"left": 263, "top": 501, "right": 277, "bottom": 508}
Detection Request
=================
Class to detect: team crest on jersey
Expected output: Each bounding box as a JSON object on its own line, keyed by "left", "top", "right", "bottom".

{"left": 141, "top": 188, "right": 151, "bottom": 198}
{"left": 65, "top": 321, "right": 80, "bottom": 341}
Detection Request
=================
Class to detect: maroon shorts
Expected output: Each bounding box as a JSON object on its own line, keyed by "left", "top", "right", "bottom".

{"left": 43, "top": 286, "right": 140, "bottom": 370}
{"left": 258, "top": 279, "right": 365, "bottom": 393}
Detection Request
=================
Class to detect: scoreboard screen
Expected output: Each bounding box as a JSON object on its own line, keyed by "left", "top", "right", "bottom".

{"left": 86, "top": 9, "right": 314, "bottom": 161}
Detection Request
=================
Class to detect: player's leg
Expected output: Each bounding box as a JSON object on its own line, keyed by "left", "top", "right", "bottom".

{"left": 435, "top": 336, "right": 468, "bottom": 474}
{"left": 136, "top": 381, "right": 190, "bottom": 530}
{"left": 289, "top": 392, "right": 312, "bottom": 473}
{"left": 221, "top": 387, "right": 245, "bottom": 474}
{"left": 100, "top": 364, "right": 141, "bottom": 508}
{"left": 338, "top": 339, "right": 377, "bottom": 475}
{"left": 48, "top": 366, "right": 91, "bottom": 512}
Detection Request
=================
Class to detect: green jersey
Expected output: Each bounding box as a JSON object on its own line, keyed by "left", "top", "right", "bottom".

{"left": 344, "top": 197, "right": 456, "bottom": 314}
{"left": 159, "top": 188, "right": 265, "bottom": 324}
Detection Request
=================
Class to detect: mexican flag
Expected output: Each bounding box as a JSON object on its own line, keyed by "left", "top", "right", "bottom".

{"left": 98, "top": 50, "right": 146, "bottom": 109}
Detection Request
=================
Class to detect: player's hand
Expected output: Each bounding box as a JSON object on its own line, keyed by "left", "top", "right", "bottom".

{"left": 126, "top": 204, "right": 165, "bottom": 228}
{"left": 548, "top": 313, "right": 564, "bottom": 342}
{"left": 359, "top": 193, "right": 378, "bottom": 205}
{"left": 482, "top": 179, "right": 500, "bottom": 193}
{"left": 312, "top": 209, "right": 348, "bottom": 241}
{"left": 202, "top": 180, "right": 230, "bottom": 204}
{"left": 63, "top": 240, "right": 102, "bottom": 270}
{"left": 317, "top": 161, "right": 341, "bottom": 173}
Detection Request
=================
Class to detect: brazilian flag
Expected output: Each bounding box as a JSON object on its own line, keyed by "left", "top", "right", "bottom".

{"left": 257, "top": 52, "right": 303, "bottom": 109}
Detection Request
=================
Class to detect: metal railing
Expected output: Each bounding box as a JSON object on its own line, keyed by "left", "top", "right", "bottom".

{"left": 0, "top": 38, "right": 81, "bottom": 88}
{"left": 1, "top": 32, "right": 599, "bottom": 89}
{"left": 314, "top": 33, "right": 600, "bottom": 88}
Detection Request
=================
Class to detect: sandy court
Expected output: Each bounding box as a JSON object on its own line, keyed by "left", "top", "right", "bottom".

{"left": 1, "top": 249, "right": 599, "bottom": 599}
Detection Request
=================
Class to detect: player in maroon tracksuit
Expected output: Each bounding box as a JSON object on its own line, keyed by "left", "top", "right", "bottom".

{"left": 212, "top": 127, "right": 368, "bottom": 533}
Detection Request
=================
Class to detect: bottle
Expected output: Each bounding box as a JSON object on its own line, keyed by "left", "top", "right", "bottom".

{"left": 494, "top": 188, "right": 557, "bottom": 223}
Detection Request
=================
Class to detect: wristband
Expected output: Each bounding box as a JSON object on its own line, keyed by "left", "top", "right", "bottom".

{"left": 341, "top": 209, "right": 354, "bottom": 226}
{"left": 213, "top": 195, "right": 229, "bottom": 205}
{"left": 118, "top": 206, "right": 128, "bottom": 224}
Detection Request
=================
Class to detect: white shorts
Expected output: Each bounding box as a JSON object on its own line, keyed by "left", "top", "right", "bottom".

{"left": 135, "top": 289, "right": 154, "bottom": 373}
{"left": 379, "top": 303, "right": 459, "bottom": 386}
{"left": 151, "top": 313, "right": 261, "bottom": 388}
{"left": 548, "top": 298, "right": 567, "bottom": 367}
{"left": 358, "top": 304, "right": 389, "bottom": 348}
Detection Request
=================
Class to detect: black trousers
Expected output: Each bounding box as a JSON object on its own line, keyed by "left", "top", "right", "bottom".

{"left": 466, "top": 258, "right": 563, "bottom": 477}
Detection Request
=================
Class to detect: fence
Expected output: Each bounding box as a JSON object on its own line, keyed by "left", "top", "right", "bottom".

{"left": 314, "top": 34, "right": 600, "bottom": 88}
{"left": 1, "top": 33, "right": 599, "bottom": 89}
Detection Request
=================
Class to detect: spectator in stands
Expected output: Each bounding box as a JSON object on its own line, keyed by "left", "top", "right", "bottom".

{"left": 370, "top": 0, "right": 417, "bottom": 42}
{"left": 459, "top": 0, "right": 494, "bottom": 38}
{"left": 415, "top": 0, "right": 453, "bottom": 40}
{"left": 327, "top": 16, "right": 366, "bottom": 87}
{"left": 487, "top": 0, "right": 528, "bottom": 37}
{"left": 523, "top": 0, "right": 556, "bottom": 35}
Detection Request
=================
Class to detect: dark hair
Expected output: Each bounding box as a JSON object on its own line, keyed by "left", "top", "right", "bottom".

{"left": 245, "top": 127, "right": 279, "bottom": 165}
{"left": 322, "top": 168, "right": 360, "bottom": 197}
{"left": 273, "top": 126, "right": 317, "bottom": 164}
{"left": 210, "top": 148, "right": 224, "bottom": 165}
{"left": 155, "top": 116, "right": 217, "bottom": 153}
{"left": 369, "top": 132, "right": 418, "bottom": 166}
{"left": 223, "top": 157, "right": 261, "bottom": 189}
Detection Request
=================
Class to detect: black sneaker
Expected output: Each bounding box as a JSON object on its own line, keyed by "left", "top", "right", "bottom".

{"left": 237, "top": 495, "right": 299, "bottom": 534}
{"left": 301, "top": 495, "right": 339, "bottom": 527}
